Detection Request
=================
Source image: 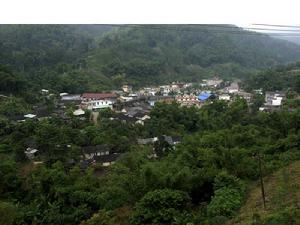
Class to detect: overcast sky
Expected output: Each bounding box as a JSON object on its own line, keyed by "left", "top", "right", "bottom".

{"left": 1, "top": 0, "right": 300, "bottom": 26}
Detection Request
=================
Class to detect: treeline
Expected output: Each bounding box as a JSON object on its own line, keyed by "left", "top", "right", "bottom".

{"left": 1, "top": 100, "right": 300, "bottom": 224}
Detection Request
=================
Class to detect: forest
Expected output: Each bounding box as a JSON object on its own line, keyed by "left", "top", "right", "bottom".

{"left": 1, "top": 98, "right": 300, "bottom": 224}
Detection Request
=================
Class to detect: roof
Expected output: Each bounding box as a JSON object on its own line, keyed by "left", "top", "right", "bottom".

{"left": 24, "top": 114, "right": 37, "bottom": 119}
{"left": 82, "top": 145, "right": 110, "bottom": 154}
{"left": 148, "top": 96, "right": 174, "bottom": 101}
{"left": 198, "top": 92, "right": 213, "bottom": 101}
{"left": 82, "top": 93, "right": 117, "bottom": 99}
{"left": 25, "top": 148, "right": 38, "bottom": 154}
{"left": 73, "top": 109, "right": 85, "bottom": 116}
{"left": 61, "top": 94, "right": 81, "bottom": 101}
{"left": 93, "top": 153, "right": 121, "bottom": 163}
{"left": 162, "top": 135, "right": 181, "bottom": 145}
{"left": 137, "top": 138, "right": 157, "bottom": 145}
{"left": 34, "top": 106, "right": 51, "bottom": 118}
{"left": 112, "top": 113, "right": 138, "bottom": 123}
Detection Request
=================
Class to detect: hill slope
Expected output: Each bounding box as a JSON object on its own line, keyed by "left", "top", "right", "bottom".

{"left": 88, "top": 25, "right": 300, "bottom": 85}
{"left": 1, "top": 25, "right": 300, "bottom": 92}
{"left": 230, "top": 161, "right": 300, "bottom": 225}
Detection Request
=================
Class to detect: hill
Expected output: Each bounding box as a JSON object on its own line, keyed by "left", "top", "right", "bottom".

{"left": 271, "top": 35, "right": 300, "bottom": 46}
{"left": 1, "top": 25, "right": 300, "bottom": 93}
{"left": 0, "top": 25, "right": 114, "bottom": 93}
{"left": 230, "top": 161, "right": 300, "bottom": 225}
{"left": 88, "top": 25, "right": 300, "bottom": 86}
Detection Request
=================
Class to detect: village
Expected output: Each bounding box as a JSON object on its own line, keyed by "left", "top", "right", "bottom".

{"left": 15, "top": 77, "right": 288, "bottom": 169}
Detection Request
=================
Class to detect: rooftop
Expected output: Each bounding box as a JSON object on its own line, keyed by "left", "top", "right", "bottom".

{"left": 82, "top": 93, "right": 117, "bottom": 99}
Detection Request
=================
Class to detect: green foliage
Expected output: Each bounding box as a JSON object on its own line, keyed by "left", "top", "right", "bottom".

{"left": 0, "top": 201, "right": 16, "bottom": 225}
{"left": 1, "top": 98, "right": 300, "bottom": 224}
{"left": 80, "top": 210, "right": 115, "bottom": 225}
{"left": 90, "top": 25, "right": 300, "bottom": 86}
{"left": 245, "top": 62, "right": 300, "bottom": 93}
{"left": 207, "top": 187, "right": 243, "bottom": 218}
{"left": 130, "top": 189, "right": 191, "bottom": 225}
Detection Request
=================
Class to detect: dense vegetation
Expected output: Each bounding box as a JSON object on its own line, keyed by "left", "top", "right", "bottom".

{"left": 245, "top": 61, "right": 300, "bottom": 92}
{"left": 90, "top": 25, "right": 300, "bottom": 86}
{"left": 2, "top": 98, "right": 300, "bottom": 224}
{"left": 1, "top": 25, "right": 300, "bottom": 93}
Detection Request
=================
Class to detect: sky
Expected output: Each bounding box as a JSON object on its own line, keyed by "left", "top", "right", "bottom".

{"left": 1, "top": 0, "right": 300, "bottom": 25}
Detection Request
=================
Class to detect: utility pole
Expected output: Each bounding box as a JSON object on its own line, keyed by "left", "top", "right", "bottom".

{"left": 257, "top": 153, "right": 266, "bottom": 210}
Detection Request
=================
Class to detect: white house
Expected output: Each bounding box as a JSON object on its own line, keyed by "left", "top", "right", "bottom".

{"left": 41, "top": 89, "right": 49, "bottom": 94}
{"left": 265, "top": 91, "right": 285, "bottom": 106}
{"left": 206, "top": 77, "right": 223, "bottom": 87}
{"left": 81, "top": 93, "right": 117, "bottom": 110}
{"left": 226, "top": 82, "right": 239, "bottom": 94}
{"left": 218, "top": 94, "right": 231, "bottom": 101}
{"left": 25, "top": 148, "right": 38, "bottom": 159}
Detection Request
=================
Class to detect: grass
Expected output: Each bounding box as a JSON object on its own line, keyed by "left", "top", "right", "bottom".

{"left": 229, "top": 161, "right": 300, "bottom": 225}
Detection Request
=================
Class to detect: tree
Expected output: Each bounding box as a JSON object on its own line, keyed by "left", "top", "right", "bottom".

{"left": 131, "top": 189, "right": 191, "bottom": 225}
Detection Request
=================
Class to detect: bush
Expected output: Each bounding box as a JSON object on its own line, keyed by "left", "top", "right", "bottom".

{"left": 130, "top": 189, "right": 192, "bottom": 225}
{"left": 207, "top": 187, "right": 243, "bottom": 218}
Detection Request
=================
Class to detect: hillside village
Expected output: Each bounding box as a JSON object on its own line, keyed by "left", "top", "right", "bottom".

{"left": 2, "top": 23, "right": 300, "bottom": 225}
{"left": 7, "top": 76, "right": 290, "bottom": 169}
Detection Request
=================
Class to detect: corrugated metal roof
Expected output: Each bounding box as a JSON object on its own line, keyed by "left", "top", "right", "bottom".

{"left": 198, "top": 92, "right": 213, "bottom": 101}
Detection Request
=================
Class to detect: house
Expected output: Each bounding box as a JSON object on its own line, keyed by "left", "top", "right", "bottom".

{"left": 148, "top": 96, "right": 174, "bottom": 107}
{"left": 120, "top": 95, "right": 134, "bottom": 102}
{"left": 24, "top": 114, "right": 37, "bottom": 119}
{"left": 176, "top": 94, "right": 200, "bottom": 107}
{"left": 81, "top": 93, "right": 117, "bottom": 110}
{"left": 25, "top": 148, "right": 39, "bottom": 159}
{"left": 0, "top": 94, "right": 8, "bottom": 99}
{"left": 137, "top": 137, "right": 158, "bottom": 145}
{"left": 218, "top": 94, "right": 231, "bottom": 101}
{"left": 135, "top": 114, "right": 151, "bottom": 125}
{"left": 203, "top": 77, "right": 223, "bottom": 87}
{"left": 59, "top": 92, "right": 69, "bottom": 96}
{"left": 160, "top": 85, "right": 172, "bottom": 96}
{"left": 236, "top": 91, "right": 253, "bottom": 104}
{"left": 198, "top": 92, "right": 215, "bottom": 102}
{"left": 93, "top": 153, "right": 121, "bottom": 167}
{"left": 41, "top": 89, "right": 49, "bottom": 94}
{"left": 110, "top": 113, "right": 138, "bottom": 123}
{"left": 162, "top": 135, "right": 181, "bottom": 145}
{"left": 59, "top": 94, "right": 82, "bottom": 107}
{"left": 82, "top": 145, "right": 110, "bottom": 159}
{"left": 61, "top": 94, "right": 81, "bottom": 101}
{"left": 226, "top": 82, "right": 239, "bottom": 93}
{"left": 73, "top": 108, "right": 85, "bottom": 116}
{"left": 122, "top": 84, "right": 133, "bottom": 93}
{"left": 265, "top": 91, "right": 286, "bottom": 106}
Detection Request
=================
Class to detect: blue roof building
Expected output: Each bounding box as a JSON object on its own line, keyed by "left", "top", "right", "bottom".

{"left": 198, "top": 92, "right": 214, "bottom": 101}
